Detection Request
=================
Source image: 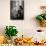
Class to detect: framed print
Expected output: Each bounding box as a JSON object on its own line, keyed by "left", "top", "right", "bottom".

{"left": 10, "top": 0, "right": 24, "bottom": 20}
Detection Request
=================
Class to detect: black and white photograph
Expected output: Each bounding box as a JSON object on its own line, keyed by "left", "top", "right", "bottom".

{"left": 10, "top": 0, "right": 24, "bottom": 20}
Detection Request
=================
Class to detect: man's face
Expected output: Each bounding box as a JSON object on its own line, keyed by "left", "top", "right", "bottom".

{"left": 41, "top": 8, "right": 46, "bottom": 14}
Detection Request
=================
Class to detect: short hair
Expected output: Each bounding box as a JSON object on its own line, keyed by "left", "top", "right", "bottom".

{"left": 40, "top": 6, "right": 46, "bottom": 9}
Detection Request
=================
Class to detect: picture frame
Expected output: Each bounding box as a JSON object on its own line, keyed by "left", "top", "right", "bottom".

{"left": 10, "top": 0, "right": 24, "bottom": 20}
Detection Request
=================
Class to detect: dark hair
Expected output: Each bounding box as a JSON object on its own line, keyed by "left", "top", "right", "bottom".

{"left": 19, "top": 6, "right": 23, "bottom": 10}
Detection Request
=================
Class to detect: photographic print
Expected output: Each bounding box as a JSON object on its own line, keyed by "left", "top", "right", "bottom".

{"left": 10, "top": 0, "right": 24, "bottom": 20}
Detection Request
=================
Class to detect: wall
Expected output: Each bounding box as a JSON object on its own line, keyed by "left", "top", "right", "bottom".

{"left": 0, "top": 0, "right": 46, "bottom": 37}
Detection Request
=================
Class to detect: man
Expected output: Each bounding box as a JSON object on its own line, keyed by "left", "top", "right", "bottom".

{"left": 17, "top": 6, "right": 24, "bottom": 19}
{"left": 36, "top": 6, "right": 46, "bottom": 27}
